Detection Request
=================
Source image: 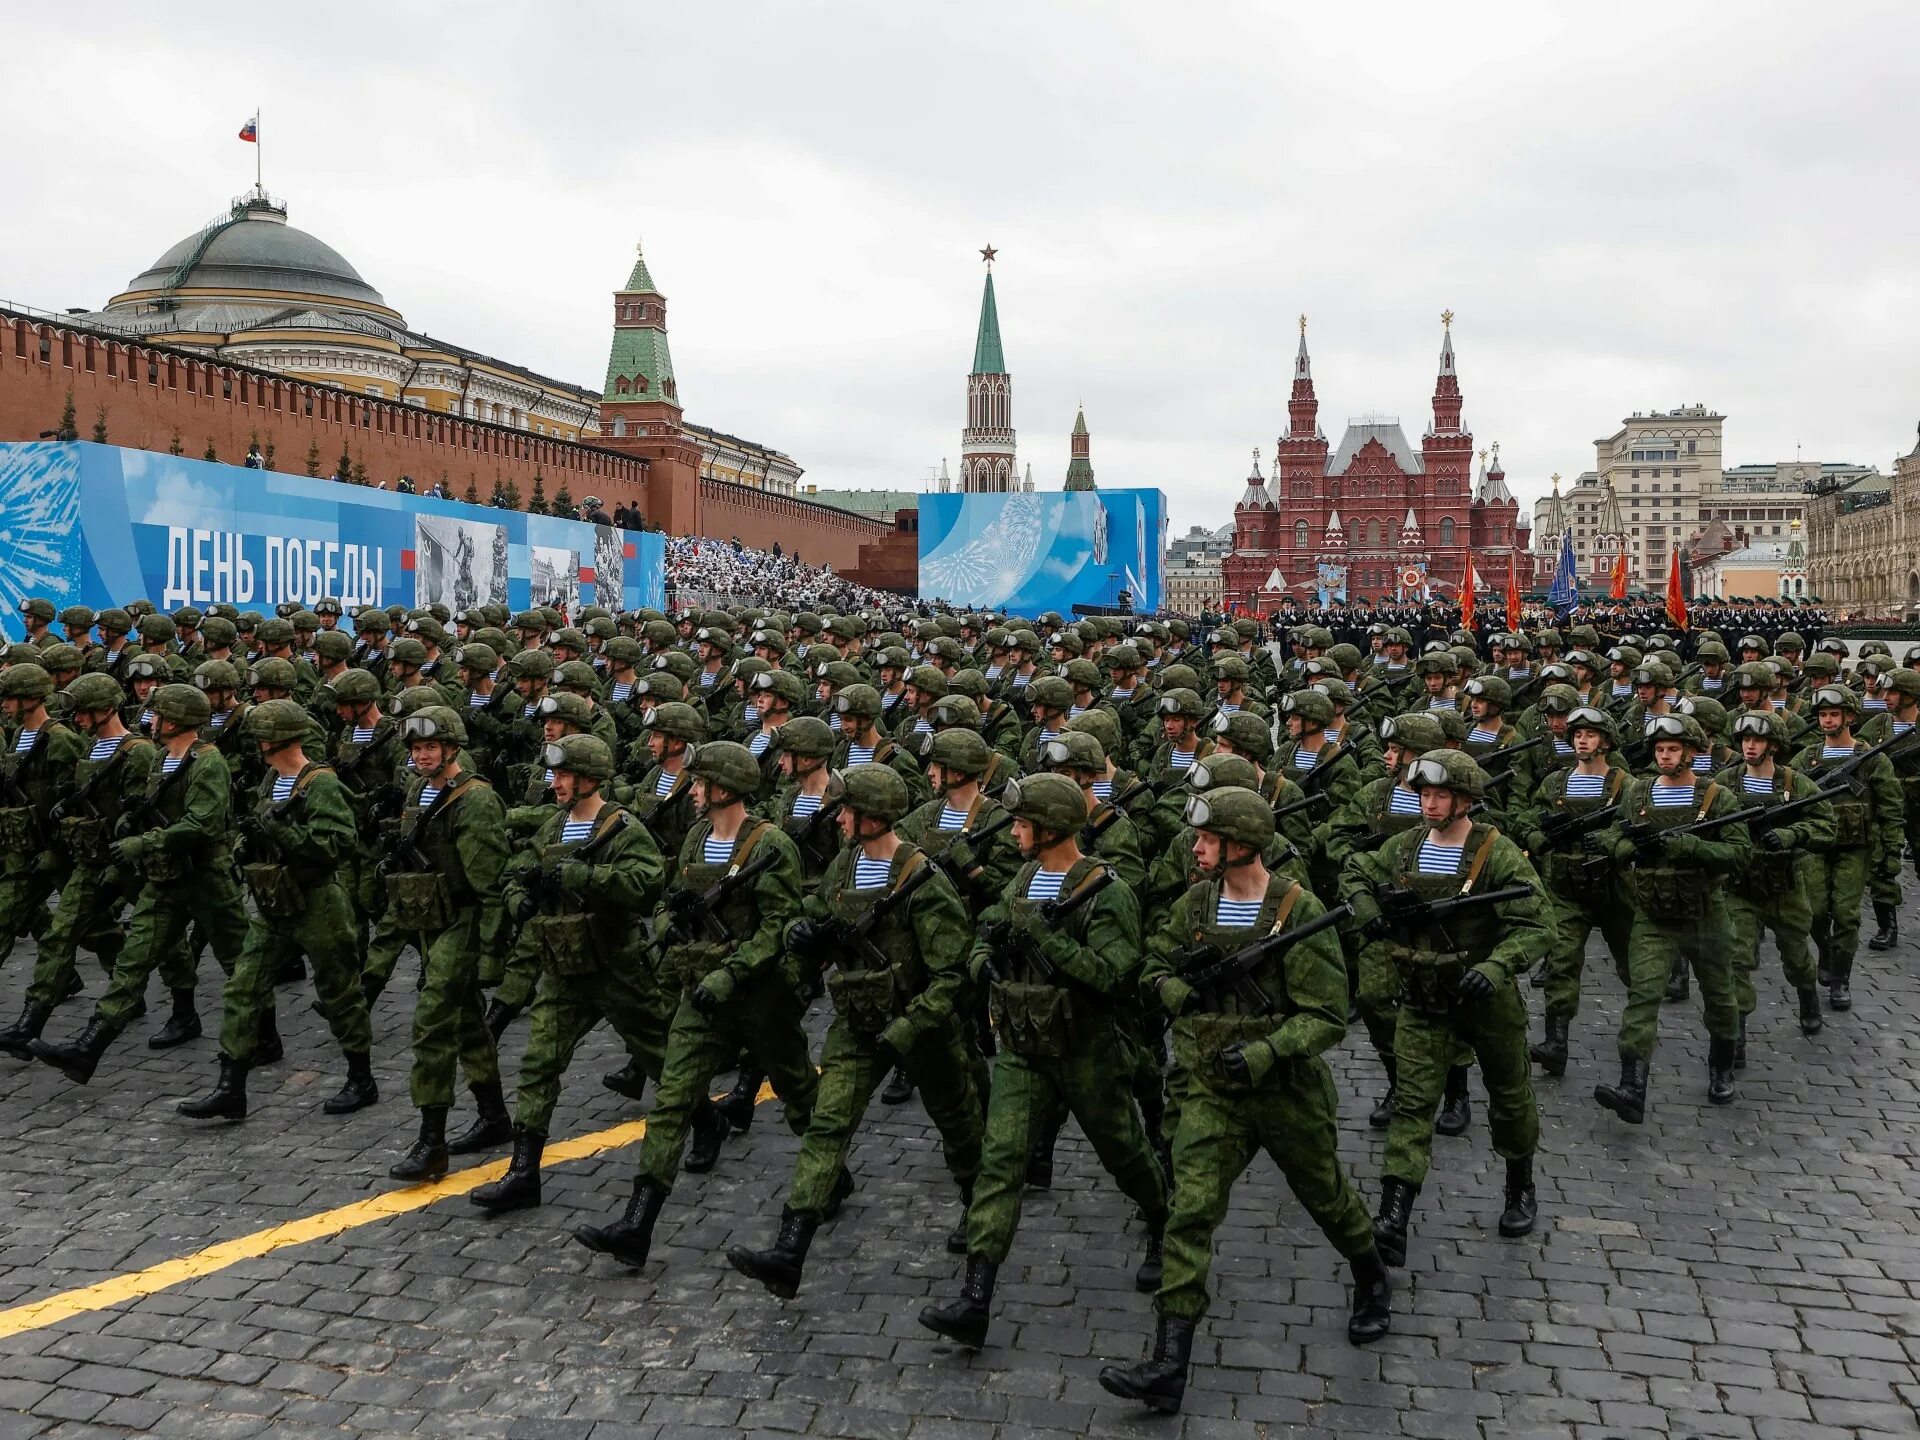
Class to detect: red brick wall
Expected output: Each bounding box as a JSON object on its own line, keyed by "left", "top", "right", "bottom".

{"left": 698, "top": 476, "right": 889, "bottom": 574}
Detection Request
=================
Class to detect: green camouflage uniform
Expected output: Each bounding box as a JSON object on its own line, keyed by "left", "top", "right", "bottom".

{"left": 0, "top": 721, "right": 85, "bottom": 957}
{"left": 1789, "top": 737, "right": 1905, "bottom": 990}
{"left": 1712, "top": 763, "right": 1831, "bottom": 1013}
{"left": 1515, "top": 766, "right": 1634, "bottom": 1033}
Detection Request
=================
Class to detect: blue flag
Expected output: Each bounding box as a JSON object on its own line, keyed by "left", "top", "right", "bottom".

{"left": 1548, "top": 527, "right": 1578, "bottom": 618}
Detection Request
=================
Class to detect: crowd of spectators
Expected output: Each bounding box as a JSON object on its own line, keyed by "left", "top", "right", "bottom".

{"left": 664, "top": 535, "right": 900, "bottom": 612}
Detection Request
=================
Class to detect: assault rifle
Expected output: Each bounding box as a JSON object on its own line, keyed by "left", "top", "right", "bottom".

{"left": 1175, "top": 901, "right": 1354, "bottom": 1014}
{"left": 927, "top": 810, "right": 1016, "bottom": 893}
{"left": 979, "top": 868, "right": 1116, "bottom": 983}
{"left": 1271, "top": 789, "right": 1333, "bottom": 824}
{"left": 815, "top": 851, "right": 950, "bottom": 973}
{"left": 338, "top": 726, "right": 405, "bottom": 827}
{"left": 235, "top": 777, "right": 314, "bottom": 867}
{"left": 112, "top": 749, "right": 200, "bottom": 847}
{"left": 655, "top": 847, "right": 781, "bottom": 950}
{"left": 0, "top": 750, "right": 43, "bottom": 847}
{"left": 1529, "top": 801, "right": 1622, "bottom": 855}
{"left": 1478, "top": 734, "right": 1549, "bottom": 790}
{"left": 518, "top": 811, "right": 630, "bottom": 921}
{"left": 1364, "top": 884, "right": 1537, "bottom": 951}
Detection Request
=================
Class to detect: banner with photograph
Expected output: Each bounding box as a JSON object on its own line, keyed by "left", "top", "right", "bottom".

{"left": 0, "top": 441, "right": 663, "bottom": 638}
{"left": 917, "top": 488, "right": 1166, "bottom": 613}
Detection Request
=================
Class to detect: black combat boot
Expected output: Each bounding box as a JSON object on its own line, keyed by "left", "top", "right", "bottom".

{"left": 0, "top": 1001, "right": 54, "bottom": 1062}
{"left": 1530, "top": 1016, "right": 1570, "bottom": 1077}
{"left": 880, "top": 1064, "right": 915, "bottom": 1106}
{"left": 448, "top": 1080, "right": 512, "bottom": 1155}
{"left": 1134, "top": 1227, "right": 1164, "bottom": 1292}
{"left": 55, "top": 969, "right": 85, "bottom": 1003}
{"left": 178, "top": 1054, "right": 249, "bottom": 1121}
{"left": 470, "top": 1127, "right": 546, "bottom": 1214}
{"left": 683, "top": 1098, "right": 730, "bottom": 1174}
{"left": 726, "top": 1207, "right": 818, "bottom": 1299}
{"left": 388, "top": 1105, "right": 450, "bottom": 1181}
{"left": 601, "top": 1061, "right": 649, "bottom": 1101}
{"left": 253, "top": 1010, "right": 283, "bottom": 1065}
{"left": 30, "top": 1017, "right": 115, "bottom": 1084}
{"left": 1593, "top": 1053, "right": 1649, "bottom": 1124}
{"left": 572, "top": 1177, "right": 668, "bottom": 1268}
{"left": 147, "top": 989, "right": 201, "bottom": 1049}
{"left": 323, "top": 1051, "right": 379, "bottom": 1114}
{"left": 918, "top": 1254, "right": 998, "bottom": 1349}
{"left": 1707, "top": 1036, "right": 1737, "bottom": 1106}
{"left": 1026, "top": 1114, "right": 1063, "bottom": 1188}
{"left": 946, "top": 1183, "right": 972, "bottom": 1255}
{"left": 1347, "top": 1247, "right": 1393, "bottom": 1344}
{"left": 1829, "top": 960, "right": 1852, "bottom": 1013}
{"left": 1867, "top": 902, "right": 1899, "bottom": 951}
{"left": 1798, "top": 986, "right": 1823, "bottom": 1036}
{"left": 483, "top": 997, "right": 521, "bottom": 1042}
{"left": 1369, "top": 1056, "right": 1397, "bottom": 1130}
{"left": 1665, "top": 954, "right": 1689, "bottom": 1002}
{"left": 1098, "top": 1312, "right": 1197, "bottom": 1413}
{"left": 1372, "top": 1178, "right": 1417, "bottom": 1268}
{"left": 715, "top": 1062, "right": 764, "bottom": 1132}
{"left": 1498, "top": 1155, "right": 1538, "bottom": 1237}
{"left": 1435, "top": 1065, "right": 1472, "bottom": 1136}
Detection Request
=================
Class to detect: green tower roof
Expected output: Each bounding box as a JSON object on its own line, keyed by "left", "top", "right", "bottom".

{"left": 971, "top": 273, "right": 1006, "bottom": 375}
{"left": 622, "top": 241, "right": 657, "bottom": 294}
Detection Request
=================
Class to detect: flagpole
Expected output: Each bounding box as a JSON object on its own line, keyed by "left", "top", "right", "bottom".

{"left": 255, "top": 109, "right": 262, "bottom": 192}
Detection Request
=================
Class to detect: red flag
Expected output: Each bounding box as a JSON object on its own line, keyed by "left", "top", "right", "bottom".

{"left": 1505, "top": 549, "right": 1521, "bottom": 630}
{"left": 239, "top": 117, "right": 258, "bottom": 143}
{"left": 1665, "top": 547, "right": 1689, "bottom": 632}
{"left": 1608, "top": 551, "right": 1629, "bottom": 600}
{"left": 1460, "top": 554, "right": 1476, "bottom": 632}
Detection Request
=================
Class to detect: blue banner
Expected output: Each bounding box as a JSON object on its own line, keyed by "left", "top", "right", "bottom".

{"left": 0, "top": 441, "right": 664, "bottom": 639}
{"left": 916, "top": 489, "right": 1166, "bottom": 613}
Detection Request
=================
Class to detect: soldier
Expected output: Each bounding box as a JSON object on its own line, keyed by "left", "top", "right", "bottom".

{"left": 32, "top": 684, "right": 251, "bottom": 1085}
{"left": 626, "top": 702, "right": 703, "bottom": 863}
{"left": 1718, "top": 710, "right": 1832, "bottom": 1050}
{"left": 729, "top": 764, "right": 984, "bottom": 1296}
{"left": 919, "top": 774, "right": 1168, "bottom": 1351}
{"left": 382, "top": 706, "right": 512, "bottom": 1182}
{"left": 895, "top": 726, "right": 1022, "bottom": 920}
{"left": 17, "top": 597, "right": 57, "bottom": 649}
{"left": 1341, "top": 750, "right": 1549, "bottom": 1270}
{"left": 178, "top": 700, "right": 376, "bottom": 1120}
{"left": 1519, "top": 705, "right": 1634, "bottom": 1077}
{"left": 1869, "top": 669, "right": 1920, "bottom": 951}
{"left": 1590, "top": 715, "right": 1751, "bottom": 1123}
{"left": 1791, "top": 684, "right": 1906, "bottom": 1013}
{"left": 0, "top": 664, "right": 85, "bottom": 965}
{"left": 471, "top": 735, "right": 673, "bottom": 1215}
{"left": 573, "top": 742, "right": 818, "bottom": 1270}
{"left": 760, "top": 715, "right": 846, "bottom": 882}
{"left": 1100, "top": 786, "right": 1391, "bottom": 1412}
{"left": 828, "top": 684, "right": 929, "bottom": 807}
{"left": 328, "top": 670, "right": 407, "bottom": 983}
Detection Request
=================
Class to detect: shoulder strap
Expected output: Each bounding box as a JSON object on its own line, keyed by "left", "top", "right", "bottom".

{"left": 728, "top": 817, "right": 771, "bottom": 873}
{"left": 1268, "top": 881, "right": 1303, "bottom": 935}
{"left": 1603, "top": 767, "right": 1627, "bottom": 803}
{"left": 1697, "top": 780, "right": 1721, "bottom": 821}
{"left": 1460, "top": 825, "right": 1501, "bottom": 895}
{"left": 290, "top": 762, "right": 333, "bottom": 798}
{"left": 891, "top": 846, "right": 928, "bottom": 892}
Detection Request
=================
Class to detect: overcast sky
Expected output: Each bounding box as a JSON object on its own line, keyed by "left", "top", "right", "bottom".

{"left": 5, "top": 3, "right": 1916, "bottom": 535}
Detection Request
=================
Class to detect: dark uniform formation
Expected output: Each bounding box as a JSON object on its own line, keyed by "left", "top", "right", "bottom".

{"left": 0, "top": 592, "right": 1905, "bottom": 1416}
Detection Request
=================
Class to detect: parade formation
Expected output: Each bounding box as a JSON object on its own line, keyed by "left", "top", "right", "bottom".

{"left": 0, "top": 585, "right": 1911, "bottom": 1417}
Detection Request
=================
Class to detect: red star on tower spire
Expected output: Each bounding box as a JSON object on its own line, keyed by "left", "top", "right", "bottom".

{"left": 979, "top": 244, "right": 998, "bottom": 267}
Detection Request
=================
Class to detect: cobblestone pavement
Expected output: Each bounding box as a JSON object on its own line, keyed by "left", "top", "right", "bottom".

{"left": 2, "top": 918, "right": 1919, "bottom": 1440}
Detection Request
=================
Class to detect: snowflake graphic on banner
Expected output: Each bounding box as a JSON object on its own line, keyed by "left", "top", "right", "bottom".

{"left": 920, "top": 492, "right": 1047, "bottom": 606}
{"left": 0, "top": 444, "right": 81, "bottom": 635}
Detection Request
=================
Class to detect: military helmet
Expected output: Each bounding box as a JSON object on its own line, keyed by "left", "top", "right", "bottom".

{"left": 688, "top": 740, "right": 762, "bottom": 799}
{"left": 1674, "top": 694, "right": 1728, "bottom": 736}
{"left": 124, "top": 655, "right": 167, "bottom": 685}
{"left": 644, "top": 701, "right": 707, "bottom": 743}
{"left": 1799, "top": 652, "right": 1840, "bottom": 680}
{"left": 1279, "top": 688, "right": 1335, "bottom": 727}
{"left": 1000, "top": 772, "right": 1088, "bottom": 834}
{"left": 198, "top": 616, "right": 237, "bottom": 650}
{"left": 1404, "top": 748, "right": 1486, "bottom": 800}
{"left": 1886, "top": 668, "right": 1920, "bottom": 701}
{"left": 1776, "top": 630, "right": 1806, "bottom": 653}
{"left": 400, "top": 705, "right": 467, "bottom": 747}
{"left": 325, "top": 668, "right": 379, "bottom": 705}
{"left": 1695, "top": 638, "right": 1730, "bottom": 663}
{"left": 1155, "top": 687, "right": 1207, "bottom": 721}
{"left": 508, "top": 648, "right": 557, "bottom": 680}
{"left": 1641, "top": 713, "right": 1706, "bottom": 751}
{"left": 946, "top": 669, "right": 990, "bottom": 703}
{"left": 390, "top": 684, "right": 446, "bottom": 716}
{"left": 1378, "top": 712, "right": 1446, "bottom": 753}
{"left": 1565, "top": 705, "right": 1618, "bottom": 747}
{"left": 1062, "top": 706, "right": 1122, "bottom": 758}
{"left": 1413, "top": 651, "right": 1457, "bottom": 678}
{"left": 137, "top": 613, "right": 178, "bottom": 644}
{"left": 1461, "top": 674, "right": 1512, "bottom": 710}
{"left": 750, "top": 668, "right": 807, "bottom": 708}
{"left": 96, "top": 607, "right": 133, "bottom": 637}
{"left": 192, "top": 659, "right": 242, "bottom": 692}
{"left": 58, "top": 603, "right": 95, "bottom": 632}
{"left": 312, "top": 630, "right": 354, "bottom": 664}
{"left": 1537, "top": 683, "right": 1582, "bottom": 717}
{"left": 1210, "top": 709, "right": 1275, "bottom": 762}
{"left": 535, "top": 692, "right": 596, "bottom": 730}
{"left": 1158, "top": 663, "right": 1201, "bottom": 693}
{"left": 1186, "top": 753, "right": 1260, "bottom": 793}
{"left": 453, "top": 642, "right": 501, "bottom": 675}
{"left": 636, "top": 673, "right": 688, "bottom": 704}
{"left": 931, "top": 694, "right": 984, "bottom": 731}
{"left": 1060, "top": 658, "right": 1103, "bottom": 691}
{"left": 1858, "top": 639, "right": 1893, "bottom": 659}
{"left": 775, "top": 715, "right": 838, "bottom": 760}
{"left": 1731, "top": 661, "right": 1772, "bottom": 690}
{"left": 151, "top": 682, "right": 212, "bottom": 728}
{"left": 926, "top": 725, "right": 991, "bottom": 777}
{"left": 37, "top": 643, "right": 82, "bottom": 674}
{"left": 1025, "top": 675, "right": 1074, "bottom": 712}
{"left": 1429, "top": 705, "right": 1467, "bottom": 745}
{"left": 554, "top": 660, "right": 602, "bottom": 695}
{"left": 543, "top": 734, "right": 615, "bottom": 784}
{"left": 1042, "top": 730, "right": 1106, "bottom": 775}
{"left": 1326, "top": 642, "right": 1364, "bottom": 673}
{"left": 831, "top": 683, "right": 884, "bottom": 722}
{"left": 1105, "top": 642, "right": 1144, "bottom": 670}
{"left": 1182, "top": 784, "right": 1274, "bottom": 851}
{"left": 906, "top": 665, "right": 950, "bottom": 699}
{"left": 1810, "top": 683, "right": 1861, "bottom": 716}
{"left": 1212, "top": 654, "right": 1250, "bottom": 683}
{"left": 842, "top": 762, "right": 910, "bottom": 823}
{"left": 64, "top": 673, "right": 124, "bottom": 714}
{"left": 388, "top": 638, "right": 430, "bottom": 669}
{"left": 244, "top": 698, "right": 312, "bottom": 746}
{"left": 0, "top": 662, "right": 54, "bottom": 701}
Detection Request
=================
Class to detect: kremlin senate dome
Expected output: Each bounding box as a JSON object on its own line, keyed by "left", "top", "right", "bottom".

{"left": 115, "top": 197, "right": 390, "bottom": 313}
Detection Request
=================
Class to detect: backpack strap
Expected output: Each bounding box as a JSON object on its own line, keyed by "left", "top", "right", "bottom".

{"left": 1460, "top": 825, "right": 1501, "bottom": 896}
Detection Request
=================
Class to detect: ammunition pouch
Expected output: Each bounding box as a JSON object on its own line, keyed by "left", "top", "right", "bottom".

{"left": 1544, "top": 849, "right": 1611, "bottom": 904}
{"left": 1173, "top": 1012, "right": 1273, "bottom": 1091}
{"left": 241, "top": 861, "right": 307, "bottom": 920}
{"left": 826, "top": 964, "right": 898, "bottom": 1036}
{"left": 1749, "top": 846, "right": 1802, "bottom": 890}
{"left": 1389, "top": 946, "right": 1469, "bottom": 1013}
{"left": 668, "top": 938, "right": 729, "bottom": 994}
{"left": 58, "top": 815, "right": 109, "bottom": 866}
{"left": 988, "top": 979, "right": 1076, "bottom": 1059}
{"left": 0, "top": 806, "right": 37, "bottom": 853}
{"left": 385, "top": 869, "right": 457, "bottom": 932}
{"left": 529, "top": 913, "right": 597, "bottom": 977}
{"left": 1626, "top": 864, "right": 1709, "bottom": 923}
{"left": 1829, "top": 797, "right": 1870, "bottom": 849}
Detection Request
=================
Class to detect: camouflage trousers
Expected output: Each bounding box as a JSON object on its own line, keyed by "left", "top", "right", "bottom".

{"left": 1354, "top": 937, "right": 1476, "bottom": 1073}
{"left": 218, "top": 882, "right": 371, "bottom": 1065}
{"left": 1807, "top": 846, "right": 1871, "bottom": 984}
{"left": 964, "top": 1022, "right": 1169, "bottom": 1263}
{"left": 94, "top": 868, "right": 250, "bottom": 1035}
{"left": 29, "top": 863, "right": 182, "bottom": 1006}
{"left": 491, "top": 922, "right": 542, "bottom": 1014}
{"left": 1618, "top": 899, "right": 1740, "bottom": 1058}
{"left": 0, "top": 851, "right": 59, "bottom": 957}
{"left": 399, "top": 910, "right": 500, "bottom": 1108}
{"left": 1383, "top": 978, "right": 1538, "bottom": 1189}
{"left": 1157, "top": 1052, "right": 1374, "bottom": 1322}
{"left": 633, "top": 976, "right": 818, "bottom": 1193}
{"left": 512, "top": 953, "right": 675, "bottom": 1133}
{"left": 1539, "top": 887, "right": 1634, "bottom": 1024}
{"left": 786, "top": 1018, "right": 983, "bottom": 1223}
{"left": 1725, "top": 856, "right": 1817, "bottom": 1013}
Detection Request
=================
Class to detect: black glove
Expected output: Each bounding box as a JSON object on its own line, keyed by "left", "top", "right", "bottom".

{"left": 1758, "top": 828, "right": 1789, "bottom": 852}
{"left": 511, "top": 891, "right": 538, "bottom": 924}
{"left": 1218, "top": 1042, "right": 1255, "bottom": 1087}
{"left": 689, "top": 982, "right": 721, "bottom": 1016}
{"left": 1456, "top": 966, "right": 1496, "bottom": 1002}
{"left": 1363, "top": 913, "right": 1394, "bottom": 941}
{"left": 788, "top": 919, "right": 824, "bottom": 953}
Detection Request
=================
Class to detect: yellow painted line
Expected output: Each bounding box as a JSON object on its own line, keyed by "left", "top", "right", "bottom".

{"left": 0, "top": 1082, "right": 774, "bottom": 1341}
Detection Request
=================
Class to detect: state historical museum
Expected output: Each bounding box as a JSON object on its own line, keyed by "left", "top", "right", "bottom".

{"left": 1222, "top": 317, "right": 1521, "bottom": 614}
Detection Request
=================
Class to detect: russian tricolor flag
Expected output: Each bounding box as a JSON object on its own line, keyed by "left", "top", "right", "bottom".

{"left": 239, "top": 116, "right": 258, "bottom": 143}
